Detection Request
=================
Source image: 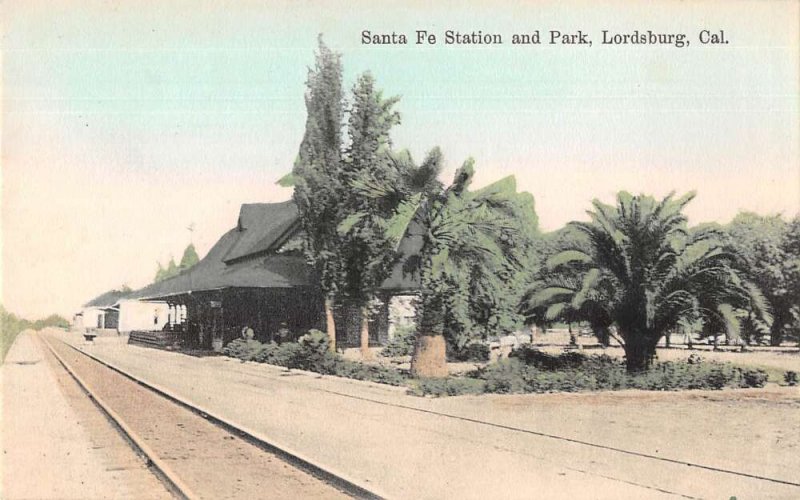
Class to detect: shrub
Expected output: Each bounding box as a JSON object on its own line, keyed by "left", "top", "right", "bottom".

{"left": 380, "top": 324, "right": 416, "bottom": 357}
{"left": 223, "top": 329, "right": 407, "bottom": 386}
{"left": 483, "top": 359, "right": 530, "bottom": 393}
{"left": 222, "top": 339, "right": 264, "bottom": 362}
{"left": 450, "top": 342, "right": 491, "bottom": 362}
{"left": 326, "top": 358, "right": 406, "bottom": 386}
{"left": 474, "top": 354, "right": 769, "bottom": 394}
{"left": 268, "top": 342, "right": 307, "bottom": 369}
{"left": 253, "top": 342, "right": 280, "bottom": 363}
{"left": 740, "top": 368, "right": 768, "bottom": 388}
{"left": 785, "top": 371, "right": 799, "bottom": 386}
{"left": 298, "top": 329, "right": 330, "bottom": 355}
{"left": 509, "top": 345, "right": 588, "bottom": 371}
{"left": 412, "top": 377, "right": 486, "bottom": 397}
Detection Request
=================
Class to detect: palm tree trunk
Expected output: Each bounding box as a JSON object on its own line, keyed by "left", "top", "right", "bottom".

{"left": 622, "top": 332, "right": 655, "bottom": 373}
{"left": 411, "top": 334, "right": 448, "bottom": 378}
{"left": 359, "top": 305, "right": 372, "bottom": 360}
{"left": 410, "top": 297, "right": 448, "bottom": 378}
{"left": 325, "top": 297, "right": 336, "bottom": 353}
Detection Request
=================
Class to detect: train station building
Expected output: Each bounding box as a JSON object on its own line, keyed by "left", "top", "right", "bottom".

{"left": 110, "top": 200, "right": 417, "bottom": 350}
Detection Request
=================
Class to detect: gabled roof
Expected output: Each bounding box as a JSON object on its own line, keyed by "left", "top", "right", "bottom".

{"left": 84, "top": 289, "right": 132, "bottom": 308}
{"left": 128, "top": 203, "right": 313, "bottom": 301}
{"left": 222, "top": 201, "right": 300, "bottom": 264}
{"left": 125, "top": 199, "right": 419, "bottom": 302}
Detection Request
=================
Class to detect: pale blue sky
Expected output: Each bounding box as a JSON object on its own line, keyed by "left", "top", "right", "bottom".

{"left": 3, "top": 0, "right": 798, "bottom": 317}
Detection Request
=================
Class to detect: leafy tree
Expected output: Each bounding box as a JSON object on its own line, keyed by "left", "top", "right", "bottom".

{"left": 782, "top": 217, "right": 800, "bottom": 343}
{"left": 154, "top": 256, "right": 179, "bottom": 282}
{"left": 179, "top": 243, "right": 200, "bottom": 271}
{"left": 337, "top": 72, "right": 402, "bottom": 358}
{"left": 726, "top": 212, "right": 800, "bottom": 345}
{"left": 1, "top": 306, "right": 69, "bottom": 362}
{"left": 533, "top": 192, "right": 769, "bottom": 372}
{"left": 291, "top": 36, "right": 346, "bottom": 351}
{"left": 32, "top": 314, "right": 70, "bottom": 330}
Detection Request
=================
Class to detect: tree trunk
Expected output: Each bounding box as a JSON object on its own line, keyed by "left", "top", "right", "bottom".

{"left": 411, "top": 295, "right": 448, "bottom": 378}
{"left": 593, "top": 325, "right": 610, "bottom": 348}
{"left": 410, "top": 334, "right": 448, "bottom": 378}
{"left": 325, "top": 297, "right": 336, "bottom": 353}
{"left": 359, "top": 305, "right": 372, "bottom": 360}
{"left": 623, "top": 332, "right": 656, "bottom": 373}
{"left": 770, "top": 319, "right": 784, "bottom": 346}
{"left": 665, "top": 332, "right": 671, "bottom": 348}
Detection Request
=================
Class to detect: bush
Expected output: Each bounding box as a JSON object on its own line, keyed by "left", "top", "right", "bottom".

{"left": 380, "top": 325, "right": 416, "bottom": 357}
{"left": 223, "top": 329, "right": 407, "bottom": 386}
{"left": 740, "top": 368, "right": 768, "bottom": 388}
{"left": 483, "top": 359, "right": 530, "bottom": 393}
{"left": 509, "top": 345, "right": 588, "bottom": 370}
{"left": 412, "top": 377, "right": 486, "bottom": 397}
{"left": 222, "top": 339, "right": 264, "bottom": 362}
{"left": 785, "top": 371, "right": 799, "bottom": 386}
{"left": 474, "top": 354, "right": 769, "bottom": 394}
{"left": 450, "top": 342, "right": 491, "bottom": 362}
{"left": 271, "top": 342, "right": 308, "bottom": 369}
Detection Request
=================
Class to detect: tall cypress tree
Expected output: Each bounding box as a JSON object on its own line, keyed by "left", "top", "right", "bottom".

{"left": 338, "top": 72, "right": 402, "bottom": 358}
{"left": 292, "top": 36, "right": 345, "bottom": 351}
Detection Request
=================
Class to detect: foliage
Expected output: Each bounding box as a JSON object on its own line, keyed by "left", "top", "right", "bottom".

{"left": 154, "top": 258, "right": 177, "bottom": 282}
{"left": 154, "top": 243, "right": 198, "bottom": 283}
{"left": 410, "top": 377, "right": 486, "bottom": 397}
{"left": 179, "top": 244, "right": 199, "bottom": 271}
{"left": 524, "top": 192, "right": 771, "bottom": 372}
{"left": 32, "top": 314, "right": 70, "bottom": 330}
{"left": 784, "top": 371, "right": 798, "bottom": 386}
{"left": 291, "top": 36, "right": 346, "bottom": 300}
{"left": 223, "top": 331, "right": 406, "bottom": 386}
{"left": 412, "top": 353, "right": 769, "bottom": 396}
{"left": 335, "top": 72, "right": 406, "bottom": 352}
{"left": 360, "top": 151, "right": 539, "bottom": 377}
{"left": 448, "top": 342, "right": 491, "bottom": 362}
{"left": 1, "top": 306, "right": 70, "bottom": 363}
{"left": 380, "top": 324, "right": 416, "bottom": 357}
{"left": 509, "top": 345, "right": 591, "bottom": 370}
{"left": 482, "top": 359, "right": 531, "bottom": 393}
{"left": 222, "top": 338, "right": 264, "bottom": 361}
{"left": 725, "top": 213, "right": 800, "bottom": 345}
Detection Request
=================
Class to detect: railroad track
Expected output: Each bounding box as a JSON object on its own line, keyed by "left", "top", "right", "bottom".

{"left": 38, "top": 332, "right": 800, "bottom": 499}
{"left": 37, "top": 333, "right": 380, "bottom": 500}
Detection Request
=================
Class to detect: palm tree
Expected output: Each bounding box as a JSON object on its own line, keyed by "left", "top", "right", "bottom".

{"left": 345, "top": 149, "right": 532, "bottom": 377}
{"left": 534, "top": 192, "right": 770, "bottom": 372}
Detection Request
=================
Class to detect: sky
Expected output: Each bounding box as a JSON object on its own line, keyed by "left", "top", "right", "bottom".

{"left": 2, "top": 0, "right": 799, "bottom": 319}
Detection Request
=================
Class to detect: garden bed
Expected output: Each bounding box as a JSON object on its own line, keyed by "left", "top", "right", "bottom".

{"left": 222, "top": 334, "right": 787, "bottom": 397}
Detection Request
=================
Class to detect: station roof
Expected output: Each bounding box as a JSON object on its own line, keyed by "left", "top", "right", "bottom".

{"left": 126, "top": 199, "right": 420, "bottom": 302}
{"left": 84, "top": 289, "right": 132, "bottom": 308}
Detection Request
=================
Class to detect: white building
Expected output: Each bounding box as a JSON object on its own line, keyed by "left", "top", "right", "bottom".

{"left": 117, "top": 299, "right": 170, "bottom": 334}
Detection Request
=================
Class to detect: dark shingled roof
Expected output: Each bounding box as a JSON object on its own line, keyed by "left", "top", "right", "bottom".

{"left": 125, "top": 199, "right": 419, "bottom": 302}
{"left": 222, "top": 201, "right": 299, "bottom": 264}
{"left": 129, "top": 201, "right": 312, "bottom": 300}
{"left": 84, "top": 289, "right": 132, "bottom": 308}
